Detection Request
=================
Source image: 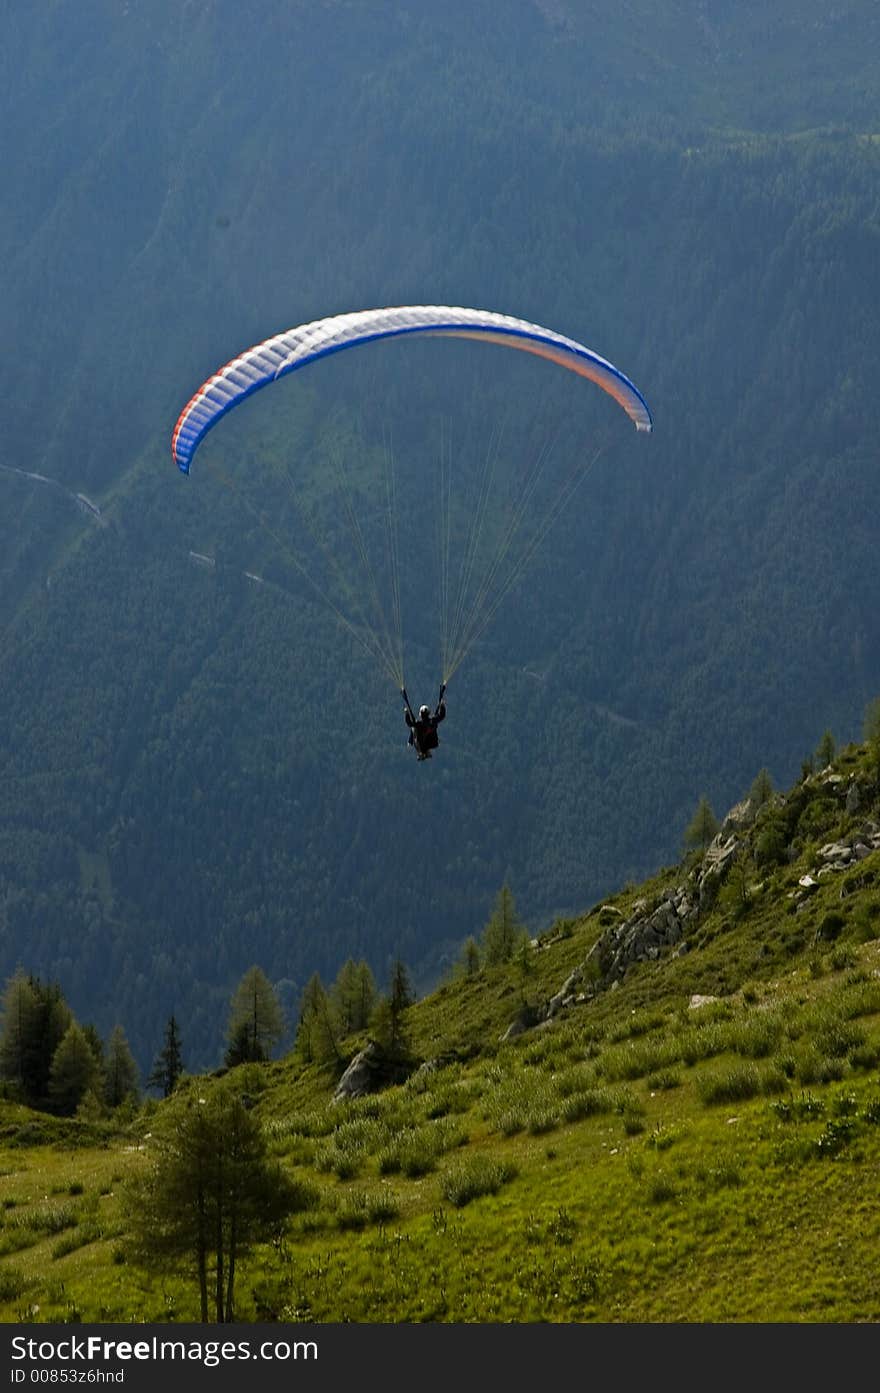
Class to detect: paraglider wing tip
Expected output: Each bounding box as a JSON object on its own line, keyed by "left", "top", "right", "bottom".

{"left": 637, "top": 421, "right": 653, "bottom": 434}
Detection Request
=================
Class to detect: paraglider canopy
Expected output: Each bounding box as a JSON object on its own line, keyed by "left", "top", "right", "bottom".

{"left": 171, "top": 304, "right": 652, "bottom": 701}
{"left": 172, "top": 305, "right": 652, "bottom": 474}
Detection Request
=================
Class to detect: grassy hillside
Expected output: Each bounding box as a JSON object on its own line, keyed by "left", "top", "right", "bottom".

{"left": 2, "top": 737, "right": 879, "bottom": 1322}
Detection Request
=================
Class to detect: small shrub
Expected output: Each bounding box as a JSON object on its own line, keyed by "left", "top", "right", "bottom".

{"left": 830, "top": 1091, "right": 859, "bottom": 1117}
{"left": 772, "top": 1052, "right": 797, "bottom": 1080}
{"left": 706, "top": 1160, "right": 743, "bottom": 1190}
{"left": 678, "top": 1022, "right": 729, "bottom": 1067}
{"left": 527, "top": 1108, "right": 561, "bottom": 1136}
{"left": 646, "top": 1173, "right": 678, "bottom": 1204}
{"left": 695, "top": 1158, "right": 743, "bottom": 1191}
{"left": 697, "top": 1064, "right": 761, "bottom": 1105}
{"left": 336, "top": 1190, "right": 400, "bottom": 1230}
{"left": 607, "top": 1008, "right": 667, "bottom": 1043}
{"left": 331, "top": 1153, "right": 361, "bottom": 1182}
{"left": 440, "top": 1156, "right": 518, "bottom": 1208}
{"left": 561, "top": 1088, "right": 616, "bottom": 1123}
{"left": 770, "top": 1092, "right": 825, "bottom": 1123}
{"left": 0, "top": 1267, "right": 30, "bottom": 1303}
{"left": 399, "top": 1143, "right": 438, "bottom": 1179}
{"left": 549, "top": 1207, "right": 577, "bottom": 1245}
{"left": 622, "top": 1110, "right": 646, "bottom": 1136}
{"left": 645, "top": 1125, "right": 679, "bottom": 1151}
{"left": 51, "top": 1222, "right": 103, "bottom": 1260}
{"left": 729, "top": 1014, "right": 784, "bottom": 1059}
{"left": 852, "top": 897, "right": 880, "bottom": 941}
{"left": 494, "top": 1109, "right": 527, "bottom": 1137}
{"left": 610, "top": 1087, "right": 644, "bottom": 1117}
{"left": 817, "top": 1057, "right": 847, "bottom": 1084}
{"left": 861, "top": 1098, "right": 880, "bottom": 1125}
{"left": 846, "top": 1041, "right": 880, "bottom": 1069}
{"left": 829, "top": 944, "right": 857, "bottom": 971}
{"left": 793, "top": 1047, "right": 822, "bottom": 1086}
{"left": 817, "top": 911, "right": 846, "bottom": 942}
{"left": 815, "top": 1118, "right": 856, "bottom": 1157}
{"left": 12, "top": 1205, "right": 78, "bottom": 1236}
{"left": 814, "top": 1017, "right": 866, "bottom": 1060}
{"left": 759, "top": 1066, "right": 790, "bottom": 1096}
{"left": 646, "top": 1069, "right": 681, "bottom": 1091}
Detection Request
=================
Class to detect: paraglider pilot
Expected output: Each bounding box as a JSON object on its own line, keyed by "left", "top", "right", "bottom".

{"left": 403, "top": 687, "right": 446, "bottom": 761}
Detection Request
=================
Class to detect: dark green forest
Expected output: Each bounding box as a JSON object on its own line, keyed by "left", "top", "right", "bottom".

{"left": 1, "top": 1, "right": 879, "bottom": 1070}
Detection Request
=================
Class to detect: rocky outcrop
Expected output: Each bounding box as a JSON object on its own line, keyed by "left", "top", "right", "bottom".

{"left": 535, "top": 769, "right": 878, "bottom": 1031}
{"left": 332, "top": 1041, "right": 414, "bottom": 1102}
{"left": 544, "top": 803, "right": 758, "bottom": 1020}
{"left": 788, "top": 818, "right": 880, "bottom": 909}
{"left": 816, "top": 820, "right": 880, "bottom": 873}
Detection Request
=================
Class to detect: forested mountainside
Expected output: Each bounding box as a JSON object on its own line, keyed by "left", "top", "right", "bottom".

{"left": 1, "top": 1, "right": 879, "bottom": 1069}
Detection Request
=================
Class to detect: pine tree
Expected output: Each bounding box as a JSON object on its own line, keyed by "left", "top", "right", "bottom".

{"left": 294, "top": 974, "right": 342, "bottom": 1069}
{"left": 458, "top": 936, "right": 481, "bottom": 977}
{"left": 352, "top": 962, "right": 377, "bottom": 1032}
{"left": 104, "top": 1025, "right": 140, "bottom": 1109}
{"left": 0, "top": 974, "right": 72, "bottom": 1108}
{"left": 49, "top": 1023, "right": 101, "bottom": 1116}
{"left": 224, "top": 966, "right": 285, "bottom": 1066}
{"left": 815, "top": 730, "right": 836, "bottom": 768}
{"left": 82, "top": 1024, "right": 105, "bottom": 1070}
{"left": 748, "top": 767, "right": 774, "bottom": 810}
{"left": 147, "top": 1015, "right": 184, "bottom": 1098}
{"left": 0, "top": 970, "right": 39, "bottom": 1097}
{"left": 330, "top": 960, "right": 378, "bottom": 1036}
{"left": 684, "top": 795, "right": 719, "bottom": 855}
{"left": 31, "top": 979, "right": 73, "bottom": 1109}
{"left": 370, "top": 959, "right": 414, "bottom": 1060}
{"left": 125, "top": 1084, "right": 299, "bottom": 1322}
{"left": 482, "top": 883, "right": 527, "bottom": 966}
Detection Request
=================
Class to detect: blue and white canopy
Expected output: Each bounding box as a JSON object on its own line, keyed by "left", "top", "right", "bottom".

{"left": 171, "top": 304, "right": 652, "bottom": 473}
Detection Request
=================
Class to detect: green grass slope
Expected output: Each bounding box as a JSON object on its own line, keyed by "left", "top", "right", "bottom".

{"left": 2, "top": 739, "right": 879, "bottom": 1322}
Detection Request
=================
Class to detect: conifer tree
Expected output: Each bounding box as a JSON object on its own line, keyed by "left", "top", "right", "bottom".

{"left": 353, "top": 961, "right": 377, "bottom": 1032}
{"left": 147, "top": 1015, "right": 185, "bottom": 1098}
{"left": 31, "top": 979, "right": 74, "bottom": 1109}
{"left": 330, "top": 959, "right": 376, "bottom": 1037}
{"left": 815, "top": 730, "right": 836, "bottom": 768}
{"left": 0, "top": 974, "right": 72, "bottom": 1108}
{"left": 748, "top": 767, "right": 774, "bottom": 810}
{"left": 295, "top": 973, "right": 343, "bottom": 1070}
{"left": 458, "top": 936, "right": 481, "bottom": 977}
{"left": 104, "top": 1025, "right": 140, "bottom": 1109}
{"left": 482, "top": 883, "right": 527, "bottom": 966}
{"left": 125, "top": 1084, "right": 299, "bottom": 1322}
{"left": 49, "top": 1022, "right": 101, "bottom": 1116}
{"left": 224, "top": 966, "right": 284, "bottom": 1066}
{"left": 82, "top": 1024, "right": 105, "bottom": 1070}
{"left": 684, "top": 795, "right": 720, "bottom": 855}
{"left": 0, "top": 970, "right": 39, "bottom": 1097}
{"left": 370, "top": 958, "right": 414, "bottom": 1060}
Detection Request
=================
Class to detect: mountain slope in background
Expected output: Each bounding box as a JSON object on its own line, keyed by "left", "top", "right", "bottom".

{"left": 1, "top": 1, "right": 879, "bottom": 1068}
